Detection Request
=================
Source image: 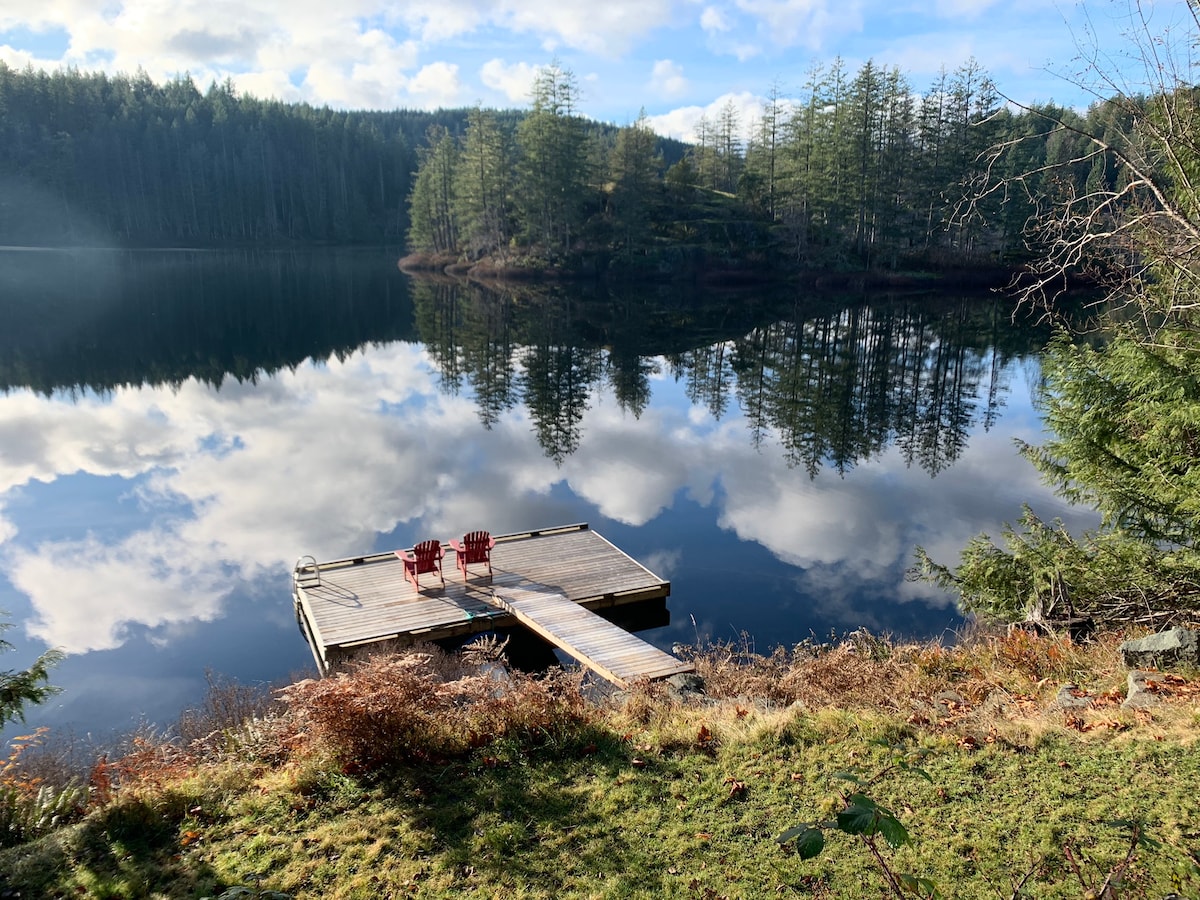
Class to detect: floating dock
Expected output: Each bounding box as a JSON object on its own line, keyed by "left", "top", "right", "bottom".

{"left": 292, "top": 523, "right": 693, "bottom": 686}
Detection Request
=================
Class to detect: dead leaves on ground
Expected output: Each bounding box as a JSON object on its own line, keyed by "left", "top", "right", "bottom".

{"left": 1140, "top": 672, "right": 1200, "bottom": 700}
{"left": 1062, "top": 713, "right": 1129, "bottom": 733}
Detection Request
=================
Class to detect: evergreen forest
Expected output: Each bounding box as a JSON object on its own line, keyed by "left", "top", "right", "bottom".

{"left": 0, "top": 59, "right": 1149, "bottom": 280}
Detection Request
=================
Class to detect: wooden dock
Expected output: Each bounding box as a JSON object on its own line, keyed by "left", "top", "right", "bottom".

{"left": 293, "top": 523, "right": 692, "bottom": 685}
{"left": 491, "top": 585, "right": 693, "bottom": 685}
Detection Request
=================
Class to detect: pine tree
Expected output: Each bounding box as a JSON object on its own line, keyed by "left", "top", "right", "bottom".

{"left": 455, "top": 106, "right": 514, "bottom": 260}
{"left": 515, "top": 61, "right": 587, "bottom": 254}
{"left": 608, "top": 110, "right": 660, "bottom": 257}
{"left": 408, "top": 126, "right": 460, "bottom": 254}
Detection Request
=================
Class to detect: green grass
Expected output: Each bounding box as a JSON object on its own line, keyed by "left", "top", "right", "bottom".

{"left": 3, "top": 633, "right": 1200, "bottom": 899}
{"left": 4, "top": 714, "right": 1200, "bottom": 898}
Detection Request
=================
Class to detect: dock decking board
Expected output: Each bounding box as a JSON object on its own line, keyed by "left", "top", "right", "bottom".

{"left": 294, "top": 524, "right": 690, "bottom": 683}
{"left": 490, "top": 585, "right": 694, "bottom": 687}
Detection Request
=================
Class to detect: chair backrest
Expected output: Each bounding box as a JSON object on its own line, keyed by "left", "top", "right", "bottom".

{"left": 462, "top": 531, "right": 492, "bottom": 563}
{"left": 412, "top": 539, "right": 442, "bottom": 573}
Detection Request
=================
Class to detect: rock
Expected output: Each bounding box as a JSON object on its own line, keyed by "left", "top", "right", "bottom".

{"left": 1120, "top": 627, "right": 1199, "bottom": 670}
{"left": 934, "top": 690, "right": 966, "bottom": 707}
{"left": 1122, "top": 670, "right": 1162, "bottom": 709}
{"left": 666, "top": 673, "right": 706, "bottom": 697}
{"left": 1052, "top": 683, "right": 1093, "bottom": 710}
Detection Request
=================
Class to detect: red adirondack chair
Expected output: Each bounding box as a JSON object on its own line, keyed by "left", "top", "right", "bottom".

{"left": 450, "top": 530, "right": 495, "bottom": 582}
{"left": 396, "top": 539, "right": 445, "bottom": 591}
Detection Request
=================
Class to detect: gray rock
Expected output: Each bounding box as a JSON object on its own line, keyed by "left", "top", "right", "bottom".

{"left": 1120, "top": 627, "right": 1199, "bottom": 670}
{"left": 1053, "top": 683, "right": 1094, "bottom": 710}
{"left": 665, "top": 672, "right": 706, "bottom": 697}
{"left": 1122, "top": 670, "right": 1162, "bottom": 709}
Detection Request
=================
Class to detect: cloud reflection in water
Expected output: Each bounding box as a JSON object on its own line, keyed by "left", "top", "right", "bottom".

{"left": 0, "top": 337, "right": 1092, "bottom": 736}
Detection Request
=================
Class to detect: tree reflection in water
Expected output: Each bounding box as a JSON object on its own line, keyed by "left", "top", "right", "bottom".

{"left": 412, "top": 277, "right": 1047, "bottom": 475}
{"left": 0, "top": 248, "right": 1047, "bottom": 475}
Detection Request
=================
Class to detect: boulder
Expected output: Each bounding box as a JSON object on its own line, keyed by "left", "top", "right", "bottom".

{"left": 1119, "top": 627, "right": 1199, "bottom": 670}
{"left": 665, "top": 672, "right": 706, "bottom": 698}
{"left": 1122, "top": 670, "right": 1162, "bottom": 709}
{"left": 1052, "top": 683, "right": 1093, "bottom": 710}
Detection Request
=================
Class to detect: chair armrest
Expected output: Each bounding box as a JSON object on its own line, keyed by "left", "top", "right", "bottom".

{"left": 395, "top": 549, "right": 415, "bottom": 562}
{"left": 449, "top": 540, "right": 465, "bottom": 553}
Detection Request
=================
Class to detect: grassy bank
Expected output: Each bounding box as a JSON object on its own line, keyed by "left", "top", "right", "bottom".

{"left": 2, "top": 629, "right": 1199, "bottom": 899}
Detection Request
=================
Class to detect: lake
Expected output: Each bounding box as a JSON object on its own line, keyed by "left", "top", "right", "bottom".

{"left": 0, "top": 248, "right": 1095, "bottom": 743}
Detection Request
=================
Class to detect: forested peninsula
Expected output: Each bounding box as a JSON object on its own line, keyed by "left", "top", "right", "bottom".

{"left": 0, "top": 60, "right": 1137, "bottom": 285}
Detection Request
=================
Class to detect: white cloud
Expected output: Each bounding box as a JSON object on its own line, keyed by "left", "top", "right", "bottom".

{"left": 407, "top": 61, "right": 464, "bottom": 108}
{"left": 387, "top": 0, "right": 493, "bottom": 43}
{"left": 735, "top": 0, "right": 862, "bottom": 50}
{"left": 232, "top": 68, "right": 301, "bottom": 103}
{"left": 645, "top": 90, "right": 763, "bottom": 142}
{"left": 0, "top": 45, "right": 62, "bottom": 72}
{"left": 480, "top": 58, "right": 539, "bottom": 103}
{"left": 10, "top": 531, "right": 227, "bottom": 653}
{"left": 700, "top": 5, "right": 731, "bottom": 33}
{"left": 648, "top": 58, "right": 689, "bottom": 99}
{"left": 543, "top": 0, "right": 674, "bottom": 56}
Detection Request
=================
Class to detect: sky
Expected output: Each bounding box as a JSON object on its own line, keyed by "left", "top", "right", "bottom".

{"left": 0, "top": 0, "right": 1194, "bottom": 141}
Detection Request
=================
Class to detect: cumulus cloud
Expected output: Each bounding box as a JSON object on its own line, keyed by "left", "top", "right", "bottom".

{"left": 700, "top": 6, "right": 732, "bottom": 33}
{"left": 232, "top": 68, "right": 302, "bottom": 103}
{"left": 406, "top": 61, "right": 464, "bottom": 107}
{"left": 645, "top": 90, "right": 763, "bottom": 142}
{"left": 480, "top": 58, "right": 539, "bottom": 103}
{"left": 507, "top": 0, "right": 675, "bottom": 56}
{"left": 0, "top": 0, "right": 680, "bottom": 109}
{"left": 694, "top": 0, "right": 867, "bottom": 58}
{"left": 648, "top": 58, "right": 689, "bottom": 99}
{"left": 10, "top": 531, "right": 228, "bottom": 653}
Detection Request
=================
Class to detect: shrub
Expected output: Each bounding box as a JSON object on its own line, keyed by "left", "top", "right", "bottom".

{"left": 276, "top": 648, "right": 591, "bottom": 771}
{"left": 0, "top": 730, "right": 88, "bottom": 847}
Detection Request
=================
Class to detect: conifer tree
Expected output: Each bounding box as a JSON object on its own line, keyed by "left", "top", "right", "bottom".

{"left": 608, "top": 110, "right": 660, "bottom": 257}
{"left": 455, "top": 106, "right": 514, "bottom": 259}
{"left": 1, "top": 619, "right": 60, "bottom": 727}
{"left": 408, "top": 126, "right": 460, "bottom": 254}
{"left": 515, "top": 61, "right": 587, "bottom": 253}
{"left": 922, "top": 2, "right": 1200, "bottom": 626}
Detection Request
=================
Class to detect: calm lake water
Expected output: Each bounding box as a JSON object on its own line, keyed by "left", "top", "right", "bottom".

{"left": 0, "top": 248, "right": 1095, "bottom": 742}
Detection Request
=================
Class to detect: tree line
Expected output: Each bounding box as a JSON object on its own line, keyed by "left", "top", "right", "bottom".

{"left": 0, "top": 59, "right": 1147, "bottom": 270}
{"left": 0, "top": 64, "right": 443, "bottom": 245}
{"left": 407, "top": 59, "right": 1138, "bottom": 275}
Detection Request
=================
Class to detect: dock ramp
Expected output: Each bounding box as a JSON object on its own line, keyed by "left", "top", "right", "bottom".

{"left": 490, "top": 585, "right": 694, "bottom": 687}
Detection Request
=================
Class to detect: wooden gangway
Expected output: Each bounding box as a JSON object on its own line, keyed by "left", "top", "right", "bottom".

{"left": 490, "top": 585, "right": 694, "bottom": 686}
{"left": 293, "top": 523, "right": 692, "bottom": 684}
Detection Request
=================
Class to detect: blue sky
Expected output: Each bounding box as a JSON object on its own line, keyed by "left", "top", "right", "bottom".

{"left": 0, "top": 0, "right": 1193, "bottom": 139}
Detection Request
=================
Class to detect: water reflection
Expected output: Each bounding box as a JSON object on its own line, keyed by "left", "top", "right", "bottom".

{"left": 412, "top": 279, "right": 1040, "bottom": 474}
{"left": 0, "top": 248, "right": 415, "bottom": 394}
{"left": 0, "top": 250, "right": 1090, "bottom": 740}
